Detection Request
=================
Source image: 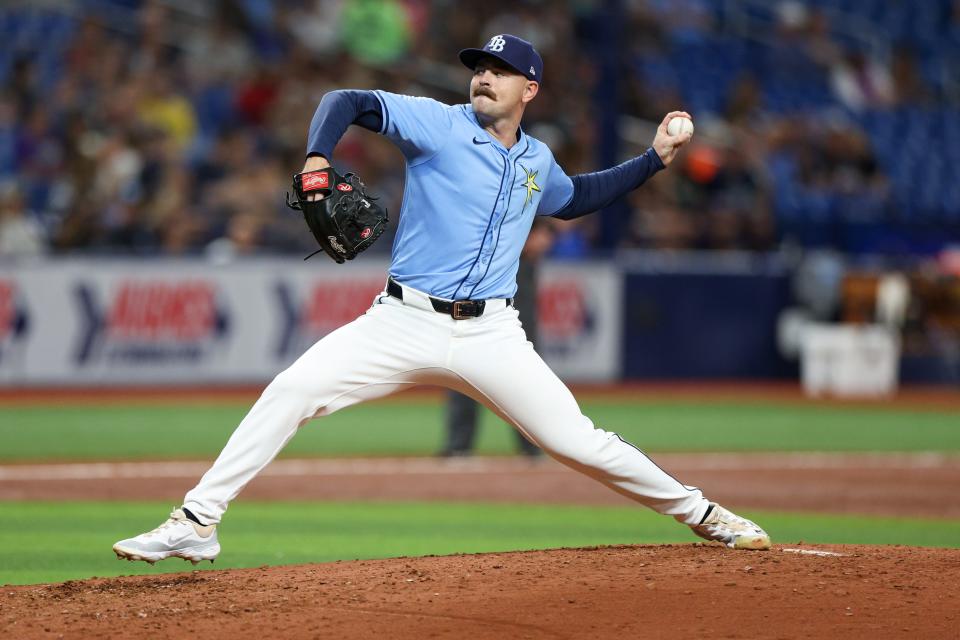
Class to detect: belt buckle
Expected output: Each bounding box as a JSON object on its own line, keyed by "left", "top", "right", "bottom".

{"left": 451, "top": 300, "right": 473, "bottom": 320}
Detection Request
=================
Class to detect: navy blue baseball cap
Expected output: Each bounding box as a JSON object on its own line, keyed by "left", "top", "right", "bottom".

{"left": 459, "top": 34, "right": 543, "bottom": 82}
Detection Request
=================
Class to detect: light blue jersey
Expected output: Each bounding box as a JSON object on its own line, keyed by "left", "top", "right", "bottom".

{"left": 372, "top": 91, "right": 574, "bottom": 300}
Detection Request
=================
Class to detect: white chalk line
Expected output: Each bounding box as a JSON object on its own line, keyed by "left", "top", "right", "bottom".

{"left": 0, "top": 453, "right": 957, "bottom": 482}
{"left": 782, "top": 548, "right": 846, "bottom": 557}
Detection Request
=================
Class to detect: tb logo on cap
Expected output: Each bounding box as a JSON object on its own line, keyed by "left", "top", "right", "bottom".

{"left": 486, "top": 35, "right": 506, "bottom": 52}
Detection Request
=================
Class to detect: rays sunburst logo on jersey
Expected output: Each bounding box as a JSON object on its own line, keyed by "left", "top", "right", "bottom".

{"left": 520, "top": 164, "right": 541, "bottom": 208}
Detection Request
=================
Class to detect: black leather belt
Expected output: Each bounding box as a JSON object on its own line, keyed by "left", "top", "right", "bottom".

{"left": 386, "top": 277, "right": 511, "bottom": 320}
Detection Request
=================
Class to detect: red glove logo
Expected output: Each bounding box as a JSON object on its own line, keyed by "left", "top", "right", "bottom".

{"left": 302, "top": 171, "right": 329, "bottom": 191}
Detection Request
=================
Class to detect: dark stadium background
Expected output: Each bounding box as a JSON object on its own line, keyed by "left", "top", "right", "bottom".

{"left": 1, "top": 0, "right": 958, "bottom": 385}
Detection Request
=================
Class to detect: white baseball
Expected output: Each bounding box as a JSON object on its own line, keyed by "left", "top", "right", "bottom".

{"left": 667, "top": 116, "right": 694, "bottom": 137}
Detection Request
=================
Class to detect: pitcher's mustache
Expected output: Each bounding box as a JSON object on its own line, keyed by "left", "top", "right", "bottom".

{"left": 474, "top": 88, "right": 496, "bottom": 99}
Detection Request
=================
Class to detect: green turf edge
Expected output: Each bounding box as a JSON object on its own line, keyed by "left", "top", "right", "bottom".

{"left": 2, "top": 401, "right": 959, "bottom": 461}
{"left": 1, "top": 501, "right": 958, "bottom": 586}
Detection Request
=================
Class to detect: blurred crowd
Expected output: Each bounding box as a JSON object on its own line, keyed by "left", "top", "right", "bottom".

{"left": 0, "top": 0, "right": 958, "bottom": 259}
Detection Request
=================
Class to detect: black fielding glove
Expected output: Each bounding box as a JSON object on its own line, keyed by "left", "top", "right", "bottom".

{"left": 286, "top": 168, "right": 388, "bottom": 263}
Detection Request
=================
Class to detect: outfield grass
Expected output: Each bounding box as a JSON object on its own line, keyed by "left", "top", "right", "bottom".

{"left": 1, "top": 501, "right": 958, "bottom": 586}
{"left": 0, "top": 400, "right": 958, "bottom": 461}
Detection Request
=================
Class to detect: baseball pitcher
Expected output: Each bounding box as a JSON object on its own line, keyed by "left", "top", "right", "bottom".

{"left": 113, "top": 34, "right": 770, "bottom": 564}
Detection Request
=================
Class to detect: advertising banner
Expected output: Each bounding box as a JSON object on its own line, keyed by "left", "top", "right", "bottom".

{"left": 538, "top": 263, "right": 622, "bottom": 381}
{"left": 0, "top": 258, "right": 621, "bottom": 385}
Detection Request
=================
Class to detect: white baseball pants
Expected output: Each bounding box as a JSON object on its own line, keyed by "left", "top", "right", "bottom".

{"left": 183, "top": 281, "right": 710, "bottom": 526}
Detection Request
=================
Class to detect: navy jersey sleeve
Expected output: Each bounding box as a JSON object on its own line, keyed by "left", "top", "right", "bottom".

{"left": 544, "top": 147, "right": 666, "bottom": 220}
{"left": 373, "top": 91, "right": 454, "bottom": 165}
{"left": 306, "top": 90, "right": 384, "bottom": 160}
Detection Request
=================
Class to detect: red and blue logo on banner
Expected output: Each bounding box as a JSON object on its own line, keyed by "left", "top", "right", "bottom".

{"left": 0, "top": 280, "right": 29, "bottom": 363}
{"left": 74, "top": 280, "right": 229, "bottom": 364}
{"left": 538, "top": 280, "right": 596, "bottom": 354}
{"left": 275, "top": 279, "right": 385, "bottom": 358}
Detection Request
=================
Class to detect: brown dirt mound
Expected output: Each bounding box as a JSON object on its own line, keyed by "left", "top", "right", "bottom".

{"left": 2, "top": 544, "right": 957, "bottom": 639}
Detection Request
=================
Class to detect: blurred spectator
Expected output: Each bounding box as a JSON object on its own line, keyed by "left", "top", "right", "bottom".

{"left": 136, "top": 69, "right": 199, "bottom": 150}
{"left": 283, "top": 1, "right": 345, "bottom": 56}
{"left": 184, "top": 13, "right": 254, "bottom": 83}
{"left": 774, "top": 2, "right": 841, "bottom": 69}
{"left": 206, "top": 210, "right": 265, "bottom": 264}
{"left": 830, "top": 49, "right": 895, "bottom": 112}
{"left": 0, "top": 182, "right": 46, "bottom": 257}
{"left": 235, "top": 65, "right": 281, "bottom": 127}
{"left": 889, "top": 46, "right": 934, "bottom": 106}
{"left": 91, "top": 131, "right": 142, "bottom": 214}
{"left": 159, "top": 209, "right": 206, "bottom": 255}
{"left": 627, "top": 181, "right": 698, "bottom": 250}
{"left": 341, "top": 0, "right": 412, "bottom": 65}
{"left": 703, "top": 145, "right": 774, "bottom": 251}
{"left": 9, "top": 57, "right": 39, "bottom": 118}
{"left": 0, "top": 97, "right": 17, "bottom": 177}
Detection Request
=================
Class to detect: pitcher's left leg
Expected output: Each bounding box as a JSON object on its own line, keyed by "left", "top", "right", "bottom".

{"left": 449, "top": 311, "right": 709, "bottom": 526}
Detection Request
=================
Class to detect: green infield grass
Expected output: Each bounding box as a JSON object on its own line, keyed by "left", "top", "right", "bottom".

{"left": 0, "top": 399, "right": 958, "bottom": 461}
{"left": 1, "top": 501, "right": 958, "bottom": 586}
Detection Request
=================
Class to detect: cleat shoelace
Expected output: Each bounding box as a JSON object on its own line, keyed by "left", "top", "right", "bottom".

{"left": 144, "top": 509, "right": 186, "bottom": 537}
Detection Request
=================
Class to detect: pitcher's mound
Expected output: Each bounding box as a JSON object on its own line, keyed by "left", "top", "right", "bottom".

{"left": 3, "top": 544, "right": 958, "bottom": 639}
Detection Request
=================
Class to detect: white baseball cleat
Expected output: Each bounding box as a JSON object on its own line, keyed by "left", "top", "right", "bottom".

{"left": 690, "top": 503, "right": 771, "bottom": 550}
{"left": 113, "top": 508, "right": 220, "bottom": 565}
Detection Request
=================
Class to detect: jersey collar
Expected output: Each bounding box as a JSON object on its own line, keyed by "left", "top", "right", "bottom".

{"left": 464, "top": 105, "right": 526, "bottom": 154}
